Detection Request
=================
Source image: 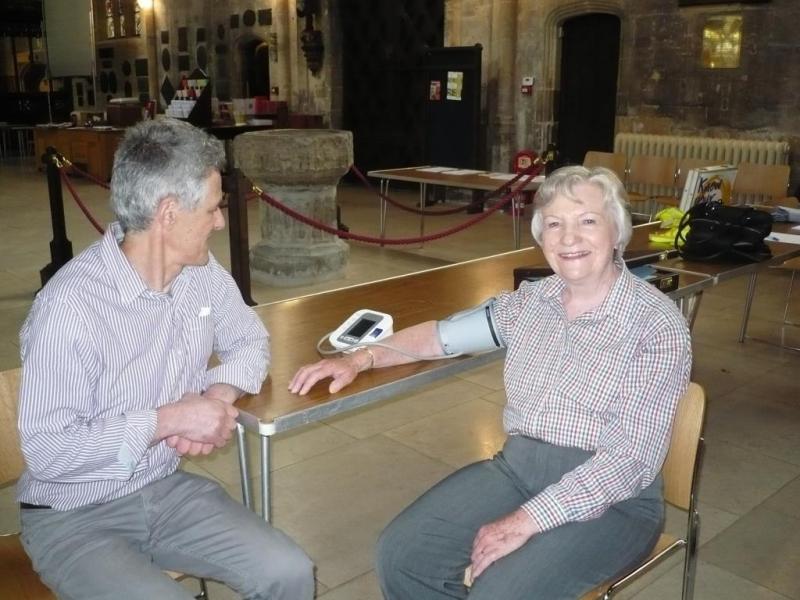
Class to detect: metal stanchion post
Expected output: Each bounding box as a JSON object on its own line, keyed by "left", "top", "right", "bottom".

{"left": 39, "top": 147, "right": 74, "bottom": 287}
{"left": 223, "top": 168, "right": 256, "bottom": 306}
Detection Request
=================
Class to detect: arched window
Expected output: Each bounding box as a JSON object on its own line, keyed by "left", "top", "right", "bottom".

{"left": 95, "top": 0, "right": 140, "bottom": 40}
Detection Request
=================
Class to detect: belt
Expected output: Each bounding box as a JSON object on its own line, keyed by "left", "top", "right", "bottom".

{"left": 20, "top": 502, "right": 52, "bottom": 510}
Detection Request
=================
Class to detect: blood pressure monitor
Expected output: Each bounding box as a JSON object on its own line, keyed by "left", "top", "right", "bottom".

{"left": 328, "top": 309, "right": 393, "bottom": 351}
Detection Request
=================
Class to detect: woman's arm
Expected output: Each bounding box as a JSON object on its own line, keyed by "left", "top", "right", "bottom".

{"left": 289, "top": 320, "right": 443, "bottom": 395}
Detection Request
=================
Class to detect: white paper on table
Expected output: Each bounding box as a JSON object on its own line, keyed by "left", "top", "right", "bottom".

{"left": 484, "top": 173, "right": 517, "bottom": 181}
{"left": 766, "top": 231, "right": 800, "bottom": 245}
{"left": 484, "top": 173, "right": 546, "bottom": 184}
{"left": 792, "top": 224, "right": 800, "bottom": 232}
{"left": 446, "top": 169, "right": 484, "bottom": 175}
{"left": 416, "top": 166, "right": 459, "bottom": 173}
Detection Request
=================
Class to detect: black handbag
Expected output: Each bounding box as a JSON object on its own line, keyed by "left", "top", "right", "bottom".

{"left": 674, "top": 201, "right": 773, "bottom": 262}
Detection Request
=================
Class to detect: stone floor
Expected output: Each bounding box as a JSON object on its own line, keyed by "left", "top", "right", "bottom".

{"left": 1, "top": 154, "right": 799, "bottom": 599}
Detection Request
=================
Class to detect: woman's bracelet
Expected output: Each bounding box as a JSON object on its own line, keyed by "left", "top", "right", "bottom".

{"left": 359, "top": 347, "right": 376, "bottom": 372}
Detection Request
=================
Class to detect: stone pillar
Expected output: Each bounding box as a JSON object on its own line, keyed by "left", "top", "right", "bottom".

{"left": 233, "top": 129, "right": 352, "bottom": 286}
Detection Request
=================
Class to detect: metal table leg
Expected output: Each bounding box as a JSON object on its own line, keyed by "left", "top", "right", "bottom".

{"left": 419, "top": 182, "right": 426, "bottom": 248}
{"left": 261, "top": 434, "right": 271, "bottom": 522}
{"left": 512, "top": 193, "right": 521, "bottom": 249}
{"left": 236, "top": 423, "right": 252, "bottom": 510}
{"left": 739, "top": 272, "right": 759, "bottom": 343}
{"left": 677, "top": 292, "right": 704, "bottom": 331}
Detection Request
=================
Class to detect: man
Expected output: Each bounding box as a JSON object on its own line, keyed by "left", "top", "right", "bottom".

{"left": 17, "top": 119, "right": 314, "bottom": 599}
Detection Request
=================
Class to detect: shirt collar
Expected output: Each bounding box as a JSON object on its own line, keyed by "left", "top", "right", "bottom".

{"left": 538, "top": 256, "right": 634, "bottom": 323}
{"left": 99, "top": 222, "right": 193, "bottom": 304}
{"left": 99, "top": 222, "right": 149, "bottom": 303}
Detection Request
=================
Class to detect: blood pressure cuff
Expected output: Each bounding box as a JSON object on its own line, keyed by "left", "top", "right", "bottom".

{"left": 437, "top": 298, "right": 505, "bottom": 355}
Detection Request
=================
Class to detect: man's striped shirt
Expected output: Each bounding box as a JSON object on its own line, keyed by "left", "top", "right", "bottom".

{"left": 17, "top": 223, "right": 268, "bottom": 510}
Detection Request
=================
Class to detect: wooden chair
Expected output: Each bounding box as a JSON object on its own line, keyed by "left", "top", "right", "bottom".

{"left": 731, "top": 163, "right": 794, "bottom": 206}
{"left": 0, "top": 369, "right": 208, "bottom": 599}
{"left": 626, "top": 155, "right": 679, "bottom": 209}
{"left": 580, "top": 382, "right": 707, "bottom": 600}
{"left": 583, "top": 151, "right": 628, "bottom": 183}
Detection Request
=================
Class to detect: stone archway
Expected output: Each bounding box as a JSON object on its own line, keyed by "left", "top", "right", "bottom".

{"left": 535, "top": 0, "right": 623, "bottom": 152}
{"left": 231, "top": 34, "right": 270, "bottom": 98}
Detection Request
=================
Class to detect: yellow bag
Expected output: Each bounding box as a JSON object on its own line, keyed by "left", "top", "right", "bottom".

{"left": 649, "top": 207, "right": 686, "bottom": 245}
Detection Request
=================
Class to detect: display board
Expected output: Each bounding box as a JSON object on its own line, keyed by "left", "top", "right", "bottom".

{"left": 423, "top": 45, "right": 482, "bottom": 169}
{"left": 43, "top": 0, "right": 94, "bottom": 77}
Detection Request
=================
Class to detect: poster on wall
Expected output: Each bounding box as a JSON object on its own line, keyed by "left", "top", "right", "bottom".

{"left": 446, "top": 71, "right": 463, "bottom": 101}
{"left": 429, "top": 80, "right": 441, "bottom": 101}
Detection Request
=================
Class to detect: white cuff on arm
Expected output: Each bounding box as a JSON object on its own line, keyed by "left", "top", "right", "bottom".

{"left": 118, "top": 409, "right": 158, "bottom": 475}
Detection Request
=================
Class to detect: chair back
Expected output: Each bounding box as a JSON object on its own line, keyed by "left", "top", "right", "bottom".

{"left": 628, "top": 155, "right": 678, "bottom": 188}
{"left": 583, "top": 151, "right": 628, "bottom": 182}
{"left": 0, "top": 368, "right": 25, "bottom": 487}
{"left": 676, "top": 158, "right": 719, "bottom": 190}
{"left": 732, "top": 163, "right": 790, "bottom": 204}
{"left": 661, "top": 382, "right": 706, "bottom": 511}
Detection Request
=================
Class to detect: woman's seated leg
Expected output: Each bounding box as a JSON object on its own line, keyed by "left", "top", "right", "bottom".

{"left": 376, "top": 449, "right": 529, "bottom": 600}
{"left": 377, "top": 435, "right": 663, "bottom": 600}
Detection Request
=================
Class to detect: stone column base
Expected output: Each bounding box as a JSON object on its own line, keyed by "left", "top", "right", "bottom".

{"left": 250, "top": 240, "right": 349, "bottom": 286}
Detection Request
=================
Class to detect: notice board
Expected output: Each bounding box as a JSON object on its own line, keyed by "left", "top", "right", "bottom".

{"left": 423, "top": 45, "right": 482, "bottom": 169}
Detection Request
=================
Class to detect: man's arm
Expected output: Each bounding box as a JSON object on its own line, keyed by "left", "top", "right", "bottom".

{"left": 19, "top": 298, "right": 159, "bottom": 481}
{"left": 205, "top": 259, "right": 269, "bottom": 394}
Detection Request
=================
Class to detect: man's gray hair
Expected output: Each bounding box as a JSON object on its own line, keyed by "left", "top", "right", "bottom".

{"left": 530, "top": 165, "right": 633, "bottom": 254}
{"left": 110, "top": 118, "right": 226, "bottom": 232}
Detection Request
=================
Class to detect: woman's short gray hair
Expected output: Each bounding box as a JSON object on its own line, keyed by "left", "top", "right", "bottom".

{"left": 110, "top": 118, "right": 226, "bottom": 232}
{"left": 530, "top": 165, "right": 632, "bottom": 254}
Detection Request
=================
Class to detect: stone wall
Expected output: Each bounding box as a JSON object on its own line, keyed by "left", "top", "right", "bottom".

{"left": 446, "top": 0, "right": 800, "bottom": 190}
{"left": 78, "top": 0, "right": 335, "bottom": 124}
{"left": 617, "top": 0, "right": 800, "bottom": 190}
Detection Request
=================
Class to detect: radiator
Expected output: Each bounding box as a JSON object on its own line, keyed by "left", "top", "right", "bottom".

{"left": 614, "top": 133, "right": 790, "bottom": 211}
{"left": 615, "top": 133, "right": 789, "bottom": 165}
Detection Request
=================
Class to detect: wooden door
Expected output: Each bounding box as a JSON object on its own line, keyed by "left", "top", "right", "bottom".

{"left": 556, "top": 13, "right": 621, "bottom": 166}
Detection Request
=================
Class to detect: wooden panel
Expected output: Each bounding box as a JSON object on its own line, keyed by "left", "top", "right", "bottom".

{"left": 33, "top": 128, "right": 124, "bottom": 181}
{"left": 0, "top": 368, "right": 24, "bottom": 486}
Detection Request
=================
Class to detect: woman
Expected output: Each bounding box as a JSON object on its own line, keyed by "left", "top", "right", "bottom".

{"left": 289, "top": 166, "right": 692, "bottom": 599}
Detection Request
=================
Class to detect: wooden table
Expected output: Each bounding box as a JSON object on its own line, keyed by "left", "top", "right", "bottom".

{"left": 367, "top": 166, "right": 546, "bottom": 250}
{"left": 232, "top": 223, "right": 726, "bottom": 520}
{"left": 232, "top": 223, "right": 800, "bottom": 520}
{"left": 33, "top": 126, "right": 125, "bottom": 181}
{"left": 652, "top": 222, "right": 800, "bottom": 340}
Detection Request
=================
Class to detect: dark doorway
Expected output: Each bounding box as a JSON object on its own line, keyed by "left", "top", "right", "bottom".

{"left": 241, "top": 39, "right": 270, "bottom": 97}
{"left": 556, "top": 13, "right": 620, "bottom": 166}
{"left": 340, "top": 1, "right": 444, "bottom": 174}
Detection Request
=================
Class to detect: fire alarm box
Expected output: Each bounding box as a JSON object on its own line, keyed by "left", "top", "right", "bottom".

{"left": 520, "top": 76, "right": 534, "bottom": 96}
{"left": 513, "top": 149, "right": 538, "bottom": 173}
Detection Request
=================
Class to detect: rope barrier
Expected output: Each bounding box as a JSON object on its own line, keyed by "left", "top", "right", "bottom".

{"left": 251, "top": 164, "right": 542, "bottom": 246}
{"left": 348, "top": 161, "right": 541, "bottom": 217}
{"left": 48, "top": 145, "right": 543, "bottom": 247}
{"left": 58, "top": 166, "right": 106, "bottom": 235}
{"left": 49, "top": 153, "right": 106, "bottom": 234}
{"left": 60, "top": 159, "right": 111, "bottom": 190}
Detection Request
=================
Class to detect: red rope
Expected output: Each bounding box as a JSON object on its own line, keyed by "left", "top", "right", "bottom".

{"left": 59, "top": 169, "right": 106, "bottom": 235}
{"left": 253, "top": 166, "right": 541, "bottom": 245}
{"left": 349, "top": 162, "right": 540, "bottom": 217}
{"left": 62, "top": 161, "right": 111, "bottom": 190}
{"left": 51, "top": 148, "right": 542, "bottom": 246}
